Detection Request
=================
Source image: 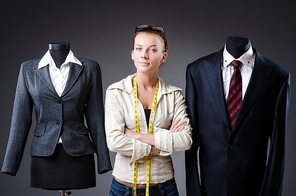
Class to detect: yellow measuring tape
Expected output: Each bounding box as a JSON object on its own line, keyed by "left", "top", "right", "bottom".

{"left": 133, "top": 75, "right": 159, "bottom": 196}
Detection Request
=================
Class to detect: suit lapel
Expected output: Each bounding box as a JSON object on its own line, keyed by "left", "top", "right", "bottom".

{"left": 61, "top": 61, "right": 84, "bottom": 96}
{"left": 204, "top": 50, "right": 232, "bottom": 131}
{"left": 33, "top": 61, "right": 58, "bottom": 95}
{"left": 33, "top": 60, "right": 84, "bottom": 97}
{"left": 234, "top": 49, "right": 274, "bottom": 130}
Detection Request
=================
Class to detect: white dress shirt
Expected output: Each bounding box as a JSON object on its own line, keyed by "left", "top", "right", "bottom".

{"left": 38, "top": 50, "right": 82, "bottom": 143}
{"left": 38, "top": 50, "right": 82, "bottom": 96}
{"left": 222, "top": 45, "right": 255, "bottom": 100}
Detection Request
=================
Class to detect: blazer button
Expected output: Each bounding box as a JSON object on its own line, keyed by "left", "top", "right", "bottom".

{"left": 57, "top": 121, "right": 61, "bottom": 125}
{"left": 228, "top": 145, "right": 234, "bottom": 150}
{"left": 58, "top": 100, "right": 62, "bottom": 104}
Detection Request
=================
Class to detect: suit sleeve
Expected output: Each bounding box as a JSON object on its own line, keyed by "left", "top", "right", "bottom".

{"left": 259, "top": 72, "right": 290, "bottom": 196}
{"left": 185, "top": 65, "right": 203, "bottom": 196}
{"left": 85, "top": 63, "right": 112, "bottom": 174}
{"left": 1, "top": 63, "right": 33, "bottom": 176}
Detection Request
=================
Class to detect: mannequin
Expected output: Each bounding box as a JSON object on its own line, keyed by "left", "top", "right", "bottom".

{"left": 49, "top": 42, "right": 70, "bottom": 68}
{"left": 225, "top": 35, "right": 250, "bottom": 58}
{"left": 185, "top": 36, "right": 290, "bottom": 195}
{"left": 1, "top": 42, "right": 112, "bottom": 194}
{"left": 30, "top": 42, "right": 96, "bottom": 191}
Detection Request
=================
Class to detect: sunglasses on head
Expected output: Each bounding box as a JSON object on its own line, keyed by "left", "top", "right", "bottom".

{"left": 135, "top": 24, "right": 165, "bottom": 34}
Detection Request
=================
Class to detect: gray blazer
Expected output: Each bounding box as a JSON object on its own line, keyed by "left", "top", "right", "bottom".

{"left": 1, "top": 58, "right": 112, "bottom": 176}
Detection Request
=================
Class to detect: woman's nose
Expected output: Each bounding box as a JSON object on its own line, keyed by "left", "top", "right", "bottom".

{"left": 141, "top": 51, "right": 149, "bottom": 59}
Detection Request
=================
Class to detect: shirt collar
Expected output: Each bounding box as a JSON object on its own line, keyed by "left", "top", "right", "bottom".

{"left": 38, "top": 50, "right": 82, "bottom": 69}
{"left": 222, "top": 44, "right": 255, "bottom": 69}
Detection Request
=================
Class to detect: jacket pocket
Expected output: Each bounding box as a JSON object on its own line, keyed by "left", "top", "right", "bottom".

{"left": 34, "top": 124, "right": 46, "bottom": 136}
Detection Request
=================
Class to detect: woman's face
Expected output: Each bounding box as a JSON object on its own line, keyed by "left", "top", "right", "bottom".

{"left": 131, "top": 32, "right": 168, "bottom": 74}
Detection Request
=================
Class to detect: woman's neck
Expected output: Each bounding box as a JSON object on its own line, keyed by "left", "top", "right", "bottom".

{"left": 135, "top": 72, "right": 158, "bottom": 90}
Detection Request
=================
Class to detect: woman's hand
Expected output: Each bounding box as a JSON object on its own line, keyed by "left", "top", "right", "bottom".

{"left": 170, "top": 118, "right": 187, "bottom": 132}
{"left": 150, "top": 146, "right": 160, "bottom": 155}
{"left": 124, "top": 128, "right": 136, "bottom": 139}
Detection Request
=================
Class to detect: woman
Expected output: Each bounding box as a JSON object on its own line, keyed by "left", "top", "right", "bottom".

{"left": 105, "top": 24, "right": 192, "bottom": 196}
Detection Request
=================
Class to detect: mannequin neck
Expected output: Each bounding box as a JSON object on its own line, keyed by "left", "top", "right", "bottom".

{"left": 48, "top": 42, "right": 70, "bottom": 69}
{"left": 225, "top": 36, "right": 250, "bottom": 59}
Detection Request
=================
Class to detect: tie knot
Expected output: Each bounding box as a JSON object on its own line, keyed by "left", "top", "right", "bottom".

{"left": 231, "top": 60, "right": 242, "bottom": 68}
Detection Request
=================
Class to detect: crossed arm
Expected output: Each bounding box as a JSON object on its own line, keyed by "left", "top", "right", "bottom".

{"left": 124, "top": 118, "right": 187, "bottom": 155}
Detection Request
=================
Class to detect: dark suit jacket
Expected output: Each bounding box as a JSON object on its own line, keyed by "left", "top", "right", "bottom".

{"left": 1, "top": 58, "right": 112, "bottom": 176}
{"left": 185, "top": 48, "right": 290, "bottom": 196}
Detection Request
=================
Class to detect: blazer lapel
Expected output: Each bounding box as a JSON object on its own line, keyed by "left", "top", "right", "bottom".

{"left": 61, "top": 61, "right": 84, "bottom": 96}
{"left": 234, "top": 49, "right": 274, "bottom": 129}
{"left": 204, "top": 50, "right": 232, "bottom": 131}
{"left": 33, "top": 60, "right": 58, "bottom": 95}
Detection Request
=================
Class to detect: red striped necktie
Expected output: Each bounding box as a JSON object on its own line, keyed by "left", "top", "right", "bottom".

{"left": 227, "top": 60, "right": 242, "bottom": 127}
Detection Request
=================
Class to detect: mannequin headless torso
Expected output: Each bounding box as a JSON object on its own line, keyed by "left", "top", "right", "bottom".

{"left": 30, "top": 42, "right": 96, "bottom": 192}
{"left": 225, "top": 36, "right": 250, "bottom": 58}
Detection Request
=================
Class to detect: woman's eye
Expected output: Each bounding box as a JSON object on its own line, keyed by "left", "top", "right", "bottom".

{"left": 150, "top": 49, "right": 157, "bottom": 52}
{"left": 135, "top": 48, "right": 142, "bottom": 51}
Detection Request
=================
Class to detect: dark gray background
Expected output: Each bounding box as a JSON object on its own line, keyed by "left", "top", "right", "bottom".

{"left": 0, "top": 1, "right": 295, "bottom": 195}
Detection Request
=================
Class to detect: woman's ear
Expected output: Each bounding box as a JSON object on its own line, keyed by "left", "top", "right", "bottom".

{"left": 131, "top": 50, "right": 134, "bottom": 60}
{"left": 161, "top": 52, "right": 168, "bottom": 63}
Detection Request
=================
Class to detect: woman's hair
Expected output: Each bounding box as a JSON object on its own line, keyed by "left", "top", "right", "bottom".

{"left": 132, "top": 24, "right": 168, "bottom": 52}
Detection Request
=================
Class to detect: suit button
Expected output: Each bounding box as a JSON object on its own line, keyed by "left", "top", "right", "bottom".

{"left": 228, "top": 145, "right": 234, "bottom": 150}
{"left": 57, "top": 121, "right": 61, "bottom": 125}
{"left": 58, "top": 100, "right": 62, "bottom": 104}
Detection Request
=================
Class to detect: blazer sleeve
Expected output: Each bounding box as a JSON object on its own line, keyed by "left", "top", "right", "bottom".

{"left": 1, "top": 63, "right": 33, "bottom": 176}
{"left": 185, "top": 65, "right": 203, "bottom": 196}
{"left": 84, "top": 62, "right": 112, "bottom": 174}
{"left": 259, "top": 72, "right": 290, "bottom": 196}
